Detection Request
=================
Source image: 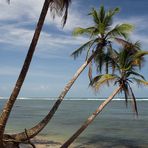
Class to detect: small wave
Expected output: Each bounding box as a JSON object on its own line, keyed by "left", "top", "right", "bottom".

{"left": 0, "top": 97, "right": 148, "bottom": 101}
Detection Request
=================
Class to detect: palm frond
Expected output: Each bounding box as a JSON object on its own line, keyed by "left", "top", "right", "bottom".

{"left": 117, "top": 41, "right": 145, "bottom": 67}
{"left": 99, "top": 6, "right": 105, "bottom": 22}
{"left": 90, "top": 74, "right": 118, "bottom": 91}
{"left": 118, "top": 49, "right": 129, "bottom": 69}
{"left": 105, "top": 45, "right": 118, "bottom": 74}
{"left": 115, "top": 39, "right": 142, "bottom": 54}
{"left": 49, "top": 0, "right": 71, "bottom": 26}
{"left": 124, "top": 89, "right": 129, "bottom": 107}
{"left": 134, "top": 41, "right": 141, "bottom": 50}
{"left": 89, "top": 8, "right": 100, "bottom": 24}
{"left": 103, "top": 7, "right": 120, "bottom": 29}
{"left": 126, "top": 71, "right": 145, "bottom": 80}
{"left": 122, "top": 83, "right": 129, "bottom": 107}
{"left": 131, "top": 51, "right": 148, "bottom": 67}
{"left": 94, "top": 46, "right": 105, "bottom": 73}
{"left": 131, "top": 78, "right": 148, "bottom": 86}
{"left": 115, "top": 38, "right": 131, "bottom": 47}
{"left": 72, "top": 27, "right": 96, "bottom": 37}
{"left": 107, "top": 46, "right": 119, "bottom": 73}
{"left": 88, "top": 61, "right": 93, "bottom": 82}
{"left": 71, "top": 39, "right": 96, "bottom": 59}
{"left": 128, "top": 84, "right": 138, "bottom": 116}
{"left": 106, "top": 24, "right": 134, "bottom": 39}
{"left": 108, "top": 7, "right": 120, "bottom": 17}
{"left": 133, "top": 51, "right": 148, "bottom": 59}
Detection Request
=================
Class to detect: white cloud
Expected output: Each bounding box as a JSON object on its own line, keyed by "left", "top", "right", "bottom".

{"left": 0, "top": 0, "right": 90, "bottom": 30}
{"left": 0, "top": 65, "right": 65, "bottom": 78}
{"left": 0, "top": 66, "right": 19, "bottom": 76}
{"left": 0, "top": 26, "right": 87, "bottom": 46}
{"left": 0, "top": 15, "right": 89, "bottom": 61}
{"left": 114, "top": 16, "right": 148, "bottom": 49}
{"left": 0, "top": 27, "right": 33, "bottom": 46}
{"left": 114, "top": 17, "right": 147, "bottom": 28}
{"left": 0, "top": 0, "right": 43, "bottom": 21}
{"left": 23, "top": 84, "right": 51, "bottom": 92}
{"left": 51, "top": 8, "right": 91, "bottom": 31}
{"left": 0, "top": 0, "right": 89, "bottom": 54}
{"left": 0, "top": 1, "right": 89, "bottom": 66}
{"left": 131, "top": 33, "right": 148, "bottom": 48}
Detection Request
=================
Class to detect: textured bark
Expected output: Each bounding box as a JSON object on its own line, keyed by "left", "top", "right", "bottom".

{"left": 60, "top": 86, "right": 122, "bottom": 148}
{"left": 0, "top": 0, "right": 51, "bottom": 143}
{"left": 11, "top": 51, "right": 97, "bottom": 142}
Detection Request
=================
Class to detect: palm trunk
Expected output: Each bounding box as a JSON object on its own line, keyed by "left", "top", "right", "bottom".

{"left": 60, "top": 85, "right": 122, "bottom": 148}
{"left": 10, "top": 50, "right": 98, "bottom": 142}
{"left": 0, "top": 0, "right": 51, "bottom": 143}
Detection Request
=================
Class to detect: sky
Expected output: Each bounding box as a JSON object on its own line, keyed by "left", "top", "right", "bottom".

{"left": 0, "top": 0, "right": 148, "bottom": 98}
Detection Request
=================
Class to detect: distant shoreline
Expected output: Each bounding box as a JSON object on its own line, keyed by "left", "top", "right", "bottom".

{"left": 0, "top": 97, "right": 148, "bottom": 101}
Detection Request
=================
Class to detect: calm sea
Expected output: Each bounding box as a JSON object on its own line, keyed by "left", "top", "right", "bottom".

{"left": 0, "top": 98, "right": 148, "bottom": 147}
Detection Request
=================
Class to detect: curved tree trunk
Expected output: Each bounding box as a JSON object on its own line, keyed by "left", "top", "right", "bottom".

{"left": 10, "top": 50, "right": 98, "bottom": 142}
{"left": 60, "top": 85, "right": 122, "bottom": 148}
{"left": 0, "top": 0, "right": 51, "bottom": 144}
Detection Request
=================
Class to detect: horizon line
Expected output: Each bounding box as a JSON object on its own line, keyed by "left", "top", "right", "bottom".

{"left": 0, "top": 97, "right": 148, "bottom": 101}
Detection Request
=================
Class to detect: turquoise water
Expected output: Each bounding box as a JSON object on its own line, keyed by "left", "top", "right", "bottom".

{"left": 0, "top": 99, "right": 148, "bottom": 147}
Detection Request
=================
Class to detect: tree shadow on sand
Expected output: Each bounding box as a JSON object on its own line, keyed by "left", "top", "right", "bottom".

{"left": 19, "top": 138, "right": 61, "bottom": 148}
{"left": 74, "top": 135, "right": 147, "bottom": 148}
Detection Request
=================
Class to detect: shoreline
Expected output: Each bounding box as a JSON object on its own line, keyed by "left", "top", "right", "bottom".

{"left": 5, "top": 133, "right": 148, "bottom": 148}
{"left": 19, "top": 135, "right": 148, "bottom": 148}
{"left": 20, "top": 136, "right": 63, "bottom": 148}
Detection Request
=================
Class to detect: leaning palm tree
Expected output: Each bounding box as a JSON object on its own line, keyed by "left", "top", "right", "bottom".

{"left": 60, "top": 45, "right": 148, "bottom": 148}
{"left": 0, "top": 0, "right": 71, "bottom": 147}
{"left": 5, "top": 6, "right": 134, "bottom": 144}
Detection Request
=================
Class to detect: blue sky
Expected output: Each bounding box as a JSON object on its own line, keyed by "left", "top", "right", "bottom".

{"left": 0, "top": 0, "right": 148, "bottom": 98}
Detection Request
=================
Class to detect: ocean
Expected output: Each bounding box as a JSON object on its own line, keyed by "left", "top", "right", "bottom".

{"left": 0, "top": 98, "right": 148, "bottom": 147}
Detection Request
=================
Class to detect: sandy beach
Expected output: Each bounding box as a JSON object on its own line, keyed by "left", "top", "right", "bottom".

{"left": 19, "top": 136, "right": 62, "bottom": 148}
{"left": 19, "top": 135, "right": 148, "bottom": 148}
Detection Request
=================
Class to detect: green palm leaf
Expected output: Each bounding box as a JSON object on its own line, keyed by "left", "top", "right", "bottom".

{"left": 131, "top": 51, "right": 148, "bottom": 67}
{"left": 126, "top": 71, "right": 145, "bottom": 80}
{"left": 106, "top": 24, "right": 134, "bottom": 39}
{"left": 90, "top": 74, "right": 118, "bottom": 91}
{"left": 133, "top": 51, "right": 148, "bottom": 58}
{"left": 103, "top": 8, "right": 120, "bottom": 30}
{"left": 131, "top": 78, "right": 148, "bottom": 86}
{"left": 71, "top": 39, "right": 97, "bottom": 59}
{"left": 89, "top": 8, "right": 100, "bottom": 24}
{"left": 108, "top": 7, "right": 120, "bottom": 17}
{"left": 99, "top": 6, "right": 105, "bottom": 22}
{"left": 72, "top": 27, "right": 97, "bottom": 37}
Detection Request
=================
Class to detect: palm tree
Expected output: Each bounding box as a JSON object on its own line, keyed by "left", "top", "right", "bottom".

{"left": 71, "top": 6, "right": 133, "bottom": 71}
{"left": 0, "top": 0, "right": 71, "bottom": 147}
{"left": 60, "top": 45, "right": 148, "bottom": 148}
{"left": 4, "top": 6, "right": 133, "bottom": 144}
